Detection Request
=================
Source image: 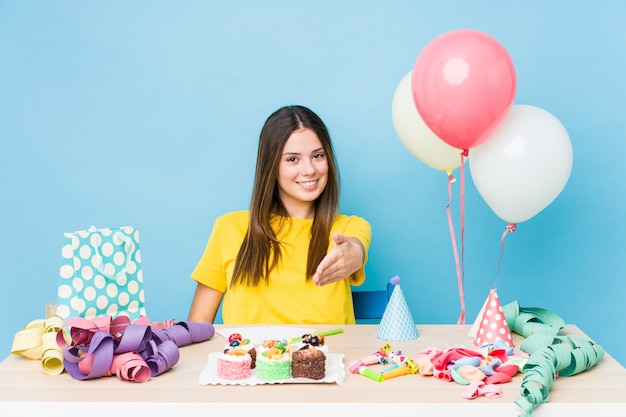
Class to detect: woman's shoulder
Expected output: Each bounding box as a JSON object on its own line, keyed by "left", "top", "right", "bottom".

{"left": 214, "top": 210, "right": 250, "bottom": 229}
{"left": 334, "top": 214, "right": 372, "bottom": 247}
{"left": 218, "top": 210, "right": 250, "bottom": 221}
{"left": 334, "top": 213, "right": 371, "bottom": 228}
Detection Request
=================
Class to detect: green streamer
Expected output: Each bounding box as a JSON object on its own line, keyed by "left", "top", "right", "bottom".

{"left": 501, "top": 301, "right": 604, "bottom": 416}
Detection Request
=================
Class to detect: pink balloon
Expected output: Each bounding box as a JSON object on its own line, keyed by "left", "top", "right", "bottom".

{"left": 411, "top": 29, "right": 516, "bottom": 150}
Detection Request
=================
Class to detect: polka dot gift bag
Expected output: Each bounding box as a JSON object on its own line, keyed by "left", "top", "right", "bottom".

{"left": 56, "top": 225, "right": 146, "bottom": 321}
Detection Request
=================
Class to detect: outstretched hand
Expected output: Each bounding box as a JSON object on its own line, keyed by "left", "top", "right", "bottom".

{"left": 313, "top": 232, "right": 365, "bottom": 286}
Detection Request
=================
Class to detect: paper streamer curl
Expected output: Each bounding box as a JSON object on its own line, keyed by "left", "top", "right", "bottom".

{"left": 502, "top": 301, "right": 604, "bottom": 416}
{"left": 11, "top": 315, "right": 65, "bottom": 375}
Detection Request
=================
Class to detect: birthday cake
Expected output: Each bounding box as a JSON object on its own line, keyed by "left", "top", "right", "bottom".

{"left": 216, "top": 346, "right": 252, "bottom": 380}
{"left": 256, "top": 339, "right": 291, "bottom": 381}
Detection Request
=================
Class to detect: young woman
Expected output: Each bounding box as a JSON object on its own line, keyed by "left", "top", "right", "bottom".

{"left": 187, "top": 105, "right": 371, "bottom": 324}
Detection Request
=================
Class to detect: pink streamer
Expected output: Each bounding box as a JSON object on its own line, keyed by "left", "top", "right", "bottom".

{"left": 57, "top": 316, "right": 214, "bottom": 382}
{"left": 458, "top": 150, "right": 468, "bottom": 324}
{"left": 493, "top": 223, "right": 516, "bottom": 288}
{"left": 445, "top": 153, "right": 466, "bottom": 325}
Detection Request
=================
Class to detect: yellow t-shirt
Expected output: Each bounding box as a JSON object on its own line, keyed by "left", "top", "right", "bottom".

{"left": 190, "top": 210, "right": 372, "bottom": 324}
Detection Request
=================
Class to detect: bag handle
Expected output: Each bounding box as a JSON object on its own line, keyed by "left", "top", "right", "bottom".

{"left": 91, "top": 230, "right": 135, "bottom": 281}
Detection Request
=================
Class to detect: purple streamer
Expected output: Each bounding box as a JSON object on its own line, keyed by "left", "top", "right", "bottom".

{"left": 62, "top": 320, "right": 215, "bottom": 382}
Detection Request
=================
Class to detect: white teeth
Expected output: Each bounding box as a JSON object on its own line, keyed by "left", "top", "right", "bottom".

{"left": 299, "top": 180, "right": 317, "bottom": 187}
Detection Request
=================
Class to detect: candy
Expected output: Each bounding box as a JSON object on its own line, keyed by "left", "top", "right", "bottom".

{"left": 228, "top": 333, "right": 242, "bottom": 343}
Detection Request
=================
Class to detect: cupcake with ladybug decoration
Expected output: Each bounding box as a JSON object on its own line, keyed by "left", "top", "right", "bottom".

{"left": 224, "top": 333, "right": 257, "bottom": 368}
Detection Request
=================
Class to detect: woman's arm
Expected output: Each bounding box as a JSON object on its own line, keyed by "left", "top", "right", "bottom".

{"left": 188, "top": 282, "right": 224, "bottom": 323}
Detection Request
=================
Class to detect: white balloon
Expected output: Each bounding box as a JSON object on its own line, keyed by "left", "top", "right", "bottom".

{"left": 392, "top": 71, "right": 462, "bottom": 173}
{"left": 470, "top": 104, "right": 573, "bottom": 224}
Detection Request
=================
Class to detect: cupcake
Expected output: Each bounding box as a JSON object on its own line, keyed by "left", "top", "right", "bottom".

{"left": 216, "top": 346, "right": 252, "bottom": 380}
{"left": 225, "top": 333, "right": 257, "bottom": 369}
{"left": 256, "top": 339, "right": 291, "bottom": 381}
{"left": 291, "top": 344, "right": 326, "bottom": 380}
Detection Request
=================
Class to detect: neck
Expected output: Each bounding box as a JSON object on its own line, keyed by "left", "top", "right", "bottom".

{"left": 284, "top": 204, "right": 315, "bottom": 220}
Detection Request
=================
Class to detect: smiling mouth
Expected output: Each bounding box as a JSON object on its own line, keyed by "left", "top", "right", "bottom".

{"left": 297, "top": 180, "right": 318, "bottom": 188}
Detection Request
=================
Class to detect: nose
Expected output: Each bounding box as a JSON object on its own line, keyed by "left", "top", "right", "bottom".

{"left": 301, "top": 159, "right": 315, "bottom": 176}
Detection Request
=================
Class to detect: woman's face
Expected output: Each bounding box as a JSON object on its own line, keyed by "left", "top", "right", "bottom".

{"left": 277, "top": 128, "right": 328, "bottom": 219}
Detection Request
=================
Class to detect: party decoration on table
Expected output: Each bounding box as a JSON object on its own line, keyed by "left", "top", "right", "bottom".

{"left": 357, "top": 365, "right": 383, "bottom": 382}
{"left": 350, "top": 345, "right": 421, "bottom": 383}
{"left": 501, "top": 300, "right": 565, "bottom": 340}
{"left": 494, "top": 299, "right": 603, "bottom": 416}
{"left": 11, "top": 314, "right": 65, "bottom": 375}
{"left": 348, "top": 343, "right": 391, "bottom": 374}
{"left": 471, "top": 289, "right": 514, "bottom": 348}
{"left": 462, "top": 381, "right": 503, "bottom": 399}
{"left": 499, "top": 300, "right": 603, "bottom": 415}
{"left": 55, "top": 315, "right": 215, "bottom": 382}
{"left": 385, "top": 349, "right": 407, "bottom": 369}
{"left": 415, "top": 341, "right": 525, "bottom": 400}
{"left": 515, "top": 334, "right": 604, "bottom": 416}
{"left": 380, "top": 357, "right": 418, "bottom": 380}
{"left": 468, "top": 295, "right": 488, "bottom": 338}
{"left": 57, "top": 225, "right": 146, "bottom": 321}
{"left": 375, "top": 276, "right": 419, "bottom": 341}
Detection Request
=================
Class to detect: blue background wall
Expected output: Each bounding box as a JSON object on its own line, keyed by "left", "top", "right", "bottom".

{"left": 1, "top": 1, "right": 624, "bottom": 367}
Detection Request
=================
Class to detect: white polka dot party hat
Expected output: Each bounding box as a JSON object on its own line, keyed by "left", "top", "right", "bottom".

{"left": 376, "top": 276, "right": 419, "bottom": 341}
{"left": 472, "top": 289, "right": 514, "bottom": 348}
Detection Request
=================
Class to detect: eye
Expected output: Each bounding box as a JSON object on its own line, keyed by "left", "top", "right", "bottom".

{"left": 285, "top": 156, "right": 298, "bottom": 163}
{"left": 313, "top": 152, "right": 326, "bottom": 160}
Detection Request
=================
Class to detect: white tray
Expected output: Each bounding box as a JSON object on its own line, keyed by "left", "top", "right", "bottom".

{"left": 199, "top": 352, "right": 346, "bottom": 386}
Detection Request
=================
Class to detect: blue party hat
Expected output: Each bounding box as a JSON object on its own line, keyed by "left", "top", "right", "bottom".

{"left": 376, "top": 276, "right": 419, "bottom": 341}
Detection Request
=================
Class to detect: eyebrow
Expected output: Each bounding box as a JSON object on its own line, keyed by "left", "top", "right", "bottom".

{"left": 282, "top": 147, "right": 325, "bottom": 156}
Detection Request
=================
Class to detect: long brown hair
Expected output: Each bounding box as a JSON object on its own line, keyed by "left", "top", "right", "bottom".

{"left": 231, "top": 105, "right": 340, "bottom": 287}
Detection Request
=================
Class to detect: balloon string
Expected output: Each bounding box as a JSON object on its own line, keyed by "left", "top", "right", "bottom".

{"left": 445, "top": 171, "right": 464, "bottom": 325}
{"left": 494, "top": 223, "right": 516, "bottom": 289}
{"left": 459, "top": 149, "right": 469, "bottom": 324}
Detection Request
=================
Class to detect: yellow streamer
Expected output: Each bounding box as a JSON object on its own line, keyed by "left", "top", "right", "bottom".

{"left": 11, "top": 311, "right": 65, "bottom": 375}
